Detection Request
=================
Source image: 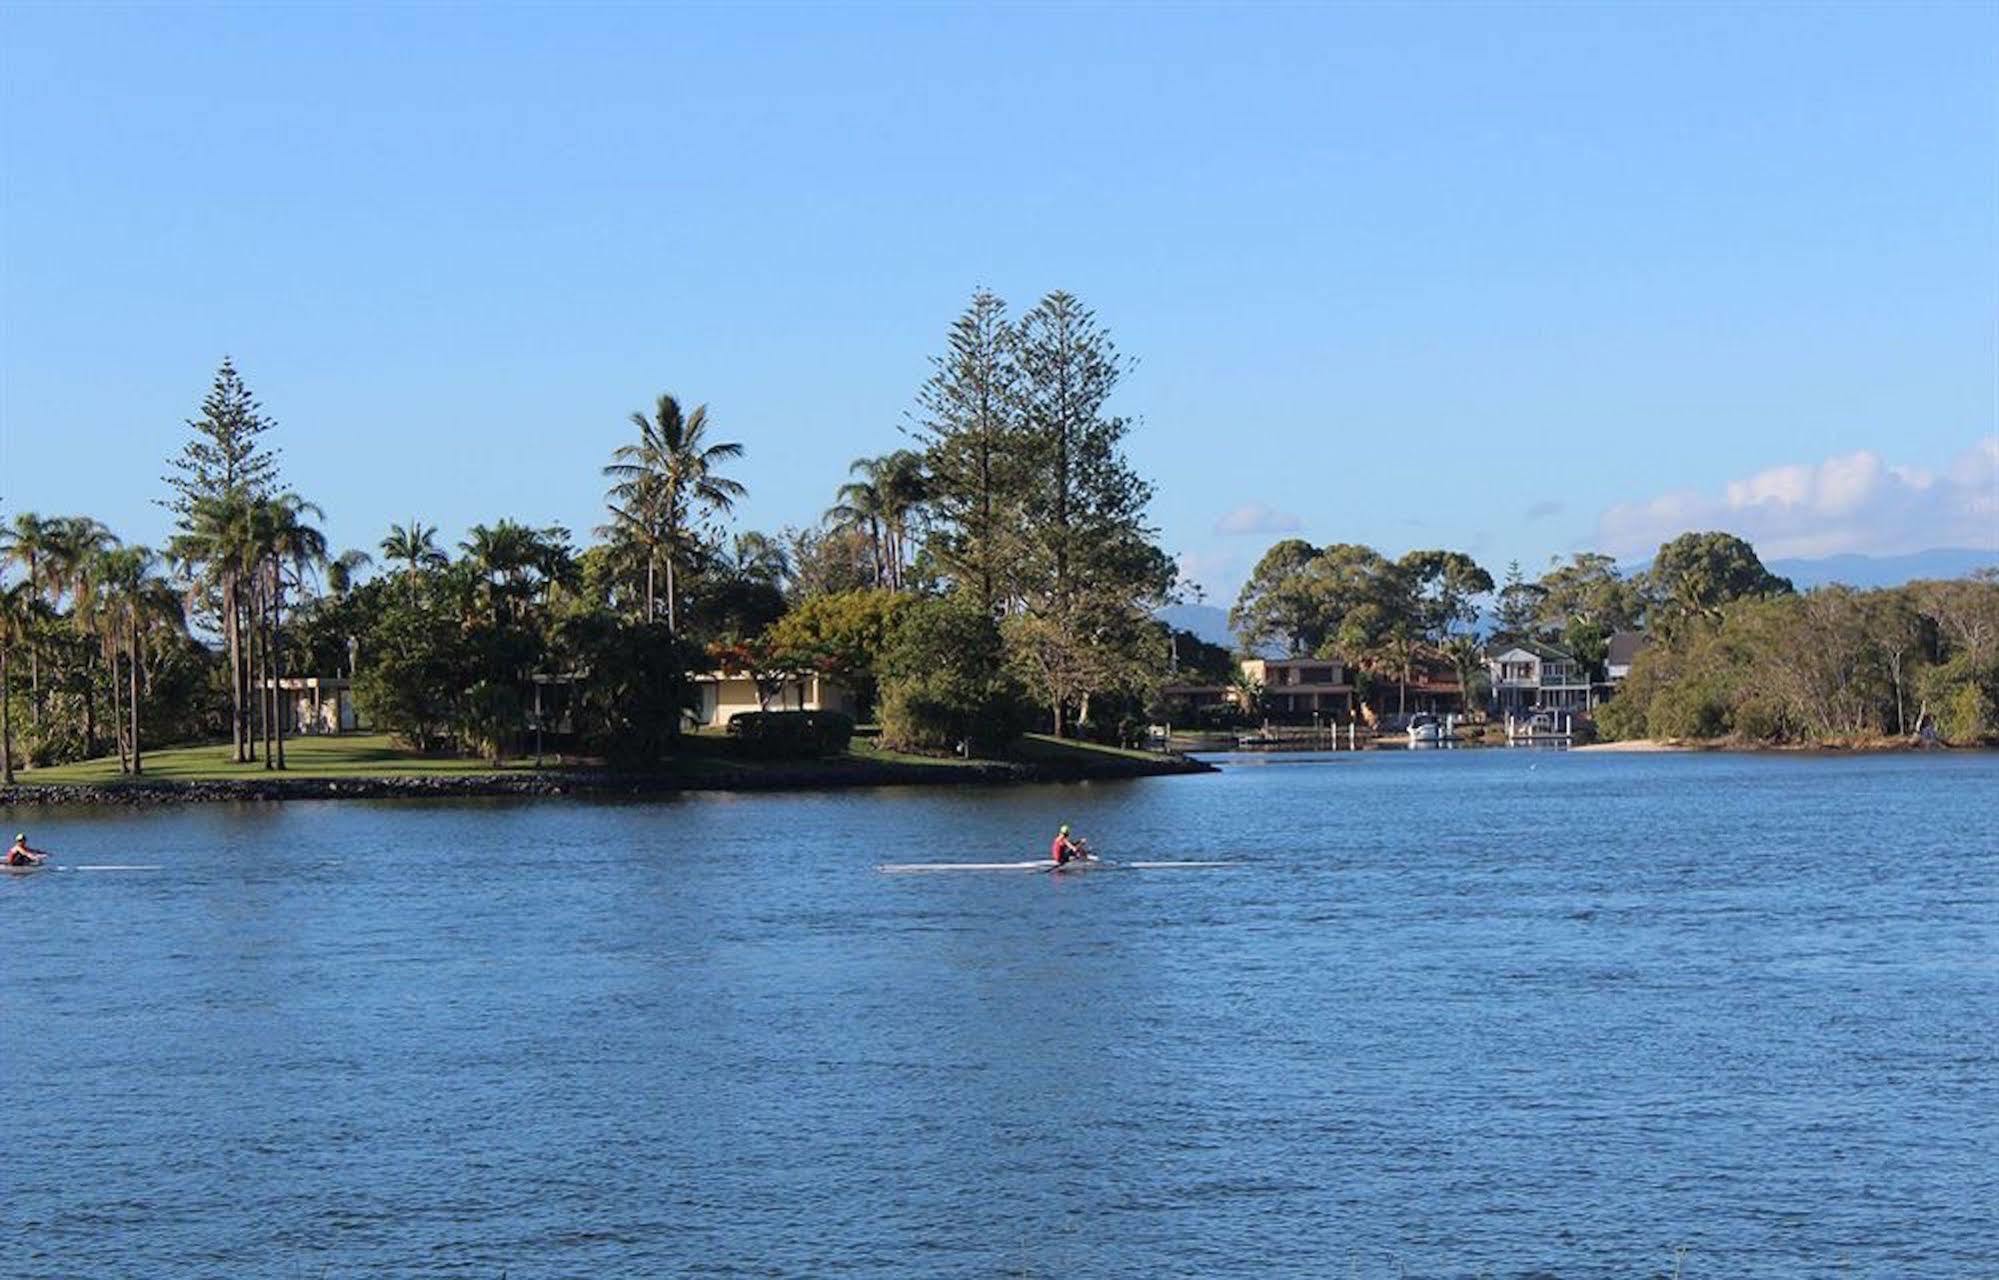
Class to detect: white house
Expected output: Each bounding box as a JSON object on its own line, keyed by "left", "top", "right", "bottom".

{"left": 687, "top": 671, "right": 858, "bottom": 729}
{"left": 1485, "top": 639, "right": 1592, "bottom": 713}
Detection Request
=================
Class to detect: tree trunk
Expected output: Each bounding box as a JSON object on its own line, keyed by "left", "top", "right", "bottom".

{"left": 665, "top": 554, "right": 677, "bottom": 634}
{"left": 128, "top": 613, "right": 143, "bottom": 776}
{"left": 224, "top": 572, "right": 246, "bottom": 762}
{"left": 273, "top": 573, "right": 286, "bottom": 770}
{"left": 261, "top": 573, "right": 275, "bottom": 771}
{"left": 110, "top": 643, "right": 129, "bottom": 774}
{"left": 1, "top": 646, "right": 13, "bottom": 785}
{"left": 82, "top": 656, "right": 97, "bottom": 761}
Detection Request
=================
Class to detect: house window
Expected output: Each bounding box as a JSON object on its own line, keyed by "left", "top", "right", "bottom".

{"left": 1301, "top": 666, "right": 1332, "bottom": 684}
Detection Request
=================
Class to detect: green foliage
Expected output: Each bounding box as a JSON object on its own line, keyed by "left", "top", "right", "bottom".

{"left": 878, "top": 596, "right": 1029, "bottom": 754}
{"left": 1597, "top": 572, "right": 1999, "bottom": 744}
{"left": 459, "top": 679, "right": 523, "bottom": 763}
{"left": 1169, "top": 627, "right": 1235, "bottom": 683}
{"left": 1536, "top": 553, "right": 1644, "bottom": 635}
{"left": 1648, "top": 531, "right": 1791, "bottom": 625}
{"left": 351, "top": 594, "right": 469, "bottom": 749}
{"left": 913, "top": 289, "right": 1027, "bottom": 614}
{"left": 1493, "top": 560, "right": 1547, "bottom": 637}
{"left": 557, "top": 616, "right": 700, "bottom": 768}
{"left": 1918, "top": 653, "right": 1999, "bottom": 743}
{"left": 724, "top": 709, "right": 856, "bottom": 758}
{"left": 762, "top": 588, "right": 908, "bottom": 717}
{"left": 164, "top": 357, "right": 280, "bottom": 516}
{"left": 783, "top": 524, "right": 878, "bottom": 601}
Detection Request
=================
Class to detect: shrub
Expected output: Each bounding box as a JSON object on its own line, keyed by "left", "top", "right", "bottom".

{"left": 877, "top": 596, "right": 1030, "bottom": 755}
{"left": 726, "top": 710, "right": 855, "bottom": 758}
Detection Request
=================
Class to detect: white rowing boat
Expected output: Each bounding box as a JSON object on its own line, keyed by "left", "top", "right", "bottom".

{"left": 876, "top": 858, "right": 1237, "bottom": 874}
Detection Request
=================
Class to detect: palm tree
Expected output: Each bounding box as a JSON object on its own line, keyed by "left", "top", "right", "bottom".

{"left": 461, "top": 520, "right": 571, "bottom": 626}
{"left": 170, "top": 492, "right": 257, "bottom": 762}
{"left": 828, "top": 451, "right": 927, "bottom": 591}
{"left": 1, "top": 512, "right": 59, "bottom": 727}
{"left": 255, "top": 495, "right": 327, "bottom": 771}
{"left": 601, "top": 393, "right": 746, "bottom": 630}
{"left": 1442, "top": 634, "right": 1488, "bottom": 721}
{"left": 0, "top": 580, "right": 31, "bottom": 783}
{"left": 724, "top": 532, "right": 790, "bottom": 588}
{"left": 826, "top": 475, "right": 889, "bottom": 588}
{"left": 325, "top": 548, "right": 373, "bottom": 598}
{"left": 50, "top": 517, "right": 120, "bottom": 758}
{"left": 381, "top": 519, "right": 447, "bottom": 576}
{"left": 84, "top": 547, "right": 183, "bottom": 775}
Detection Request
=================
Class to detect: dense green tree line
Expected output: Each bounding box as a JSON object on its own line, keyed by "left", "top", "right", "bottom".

{"left": 0, "top": 290, "right": 1185, "bottom": 773}
{"left": 1600, "top": 575, "right": 1999, "bottom": 745}
{"left": 4, "top": 333, "right": 1988, "bottom": 774}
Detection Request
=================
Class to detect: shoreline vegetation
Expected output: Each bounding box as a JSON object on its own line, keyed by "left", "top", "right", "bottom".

{"left": 2, "top": 308, "right": 1993, "bottom": 795}
{"left": 0, "top": 733, "right": 1212, "bottom": 807}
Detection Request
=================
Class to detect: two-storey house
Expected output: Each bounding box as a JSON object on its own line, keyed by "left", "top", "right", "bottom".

{"left": 1485, "top": 639, "right": 1592, "bottom": 714}
{"left": 1240, "top": 656, "right": 1353, "bottom": 719}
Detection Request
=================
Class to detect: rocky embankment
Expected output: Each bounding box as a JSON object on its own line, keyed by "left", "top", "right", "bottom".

{"left": 0, "top": 752, "right": 1214, "bottom": 807}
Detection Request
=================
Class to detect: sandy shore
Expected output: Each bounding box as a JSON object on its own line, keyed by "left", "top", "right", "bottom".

{"left": 1571, "top": 738, "right": 1691, "bottom": 753}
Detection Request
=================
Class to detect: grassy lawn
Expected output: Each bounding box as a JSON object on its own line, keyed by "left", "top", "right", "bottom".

{"left": 1010, "top": 733, "right": 1165, "bottom": 764}
{"left": 15, "top": 729, "right": 1180, "bottom": 787}
{"left": 17, "top": 735, "right": 543, "bottom": 784}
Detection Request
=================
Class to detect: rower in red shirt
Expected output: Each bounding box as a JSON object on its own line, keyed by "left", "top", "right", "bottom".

{"left": 1050, "top": 824, "right": 1088, "bottom": 867}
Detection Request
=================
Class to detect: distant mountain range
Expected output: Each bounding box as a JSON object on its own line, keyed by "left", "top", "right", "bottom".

{"left": 1158, "top": 602, "right": 1235, "bottom": 648}
{"left": 1158, "top": 547, "right": 1995, "bottom": 650}
{"left": 1763, "top": 547, "right": 1995, "bottom": 590}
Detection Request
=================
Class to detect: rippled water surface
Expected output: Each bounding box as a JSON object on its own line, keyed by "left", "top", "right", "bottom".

{"left": 4, "top": 750, "right": 1995, "bottom": 1278}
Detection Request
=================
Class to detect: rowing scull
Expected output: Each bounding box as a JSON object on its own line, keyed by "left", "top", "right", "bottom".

{"left": 876, "top": 859, "right": 1237, "bottom": 874}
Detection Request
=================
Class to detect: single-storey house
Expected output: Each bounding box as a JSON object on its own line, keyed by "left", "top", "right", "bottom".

{"left": 261, "top": 676, "right": 363, "bottom": 735}
{"left": 687, "top": 670, "right": 858, "bottom": 729}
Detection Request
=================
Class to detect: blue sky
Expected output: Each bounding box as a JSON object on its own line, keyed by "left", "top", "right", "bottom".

{"left": 3, "top": 4, "right": 1992, "bottom": 604}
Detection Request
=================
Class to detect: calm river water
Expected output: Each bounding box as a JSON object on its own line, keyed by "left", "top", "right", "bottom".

{"left": 3, "top": 750, "right": 1994, "bottom": 1278}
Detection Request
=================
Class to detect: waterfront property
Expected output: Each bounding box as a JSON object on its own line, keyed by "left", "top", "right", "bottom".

{"left": 260, "top": 676, "right": 364, "bottom": 735}
{"left": 1605, "top": 629, "right": 1647, "bottom": 687}
{"left": 687, "top": 669, "right": 858, "bottom": 728}
{"left": 1486, "top": 639, "right": 1593, "bottom": 714}
{"left": 1241, "top": 656, "right": 1353, "bottom": 719}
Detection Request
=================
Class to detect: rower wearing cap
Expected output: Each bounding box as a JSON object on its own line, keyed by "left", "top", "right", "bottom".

{"left": 6, "top": 833, "right": 47, "bottom": 867}
{"left": 1050, "top": 824, "right": 1087, "bottom": 867}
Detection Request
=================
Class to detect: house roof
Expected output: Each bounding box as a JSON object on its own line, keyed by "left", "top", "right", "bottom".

{"left": 1606, "top": 630, "right": 1649, "bottom": 665}
{"left": 1489, "top": 638, "right": 1576, "bottom": 662}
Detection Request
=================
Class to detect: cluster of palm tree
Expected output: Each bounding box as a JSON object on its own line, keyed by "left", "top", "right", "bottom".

{"left": 826, "top": 450, "right": 927, "bottom": 591}
{"left": 458, "top": 520, "right": 578, "bottom": 626}
{"left": 167, "top": 491, "right": 328, "bottom": 769}
{"left": 0, "top": 513, "right": 184, "bottom": 780}
{"left": 600, "top": 392, "right": 746, "bottom": 631}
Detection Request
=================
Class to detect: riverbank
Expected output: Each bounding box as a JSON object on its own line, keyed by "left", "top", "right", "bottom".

{"left": 1575, "top": 735, "right": 1970, "bottom": 753}
{"left": 0, "top": 733, "right": 1213, "bottom": 806}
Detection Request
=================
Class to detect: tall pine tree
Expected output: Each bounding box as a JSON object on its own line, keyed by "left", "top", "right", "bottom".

{"left": 912, "top": 290, "right": 1024, "bottom": 616}
{"left": 162, "top": 357, "right": 283, "bottom": 762}
{"left": 164, "top": 357, "right": 280, "bottom": 516}
{"left": 1009, "top": 291, "right": 1172, "bottom": 736}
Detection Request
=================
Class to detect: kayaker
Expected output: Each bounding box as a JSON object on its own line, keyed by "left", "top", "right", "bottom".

{"left": 1050, "top": 824, "right": 1088, "bottom": 867}
{"left": 7, "top": 833, "right": 47, "bottom": 867}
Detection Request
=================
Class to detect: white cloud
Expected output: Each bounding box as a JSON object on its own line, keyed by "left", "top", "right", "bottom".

{"left": 1596, "top": 437, "right": 1999, "bottom": 561}
{"left": 1213, "top": 501, "right": 1303, "bottom": 537}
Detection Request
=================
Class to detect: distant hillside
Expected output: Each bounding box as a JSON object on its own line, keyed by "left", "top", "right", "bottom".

{"left": 1157, "top": 602, "right": 1235, "bottom": 648}
{"left": 1764, "top": 547, "right": 1995, "bottom": 590}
